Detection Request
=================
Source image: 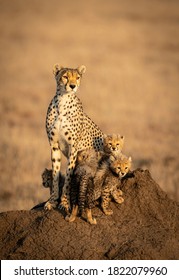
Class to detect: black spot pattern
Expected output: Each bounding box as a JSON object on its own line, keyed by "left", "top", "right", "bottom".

{"left": 45, "top": 66, "right": 104, "bottom": 210}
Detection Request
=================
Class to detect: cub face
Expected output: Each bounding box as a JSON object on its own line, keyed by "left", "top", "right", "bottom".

{"left": 42, "top": 168, "right": 52, "bottom": 188}
{"left": 103, "top": 134, "right": 125, "bottom": 156}
{"left": 110, "top": 155, "right": 132, "bottom": 178}
{"left": 53, "top": 64, "right": 86, "bottom": 93}
{"left": 76, "top": 149, "right": 97, "bottom": 165}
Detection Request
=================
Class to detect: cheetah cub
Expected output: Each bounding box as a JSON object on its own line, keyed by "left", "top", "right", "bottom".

{"left": 103, "top": 134, "right": 125, "bottom": 157}
{"left": 98, "top": 134, "right": 125, "bottom": 166}
{"left": 67, "top": 149, "right": 99, "bottom": 224}
{"left": 42, "top": 168, "right": 65, "bottom": 197}
{"left": 69, "top": 151, "right": 131, "bottom": 224}
{"left": 95, "top": 154, "right": 132, "bottom": 216}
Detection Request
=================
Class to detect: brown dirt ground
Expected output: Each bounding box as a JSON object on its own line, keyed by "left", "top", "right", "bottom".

{"left": 0, "top": 169, "right": 178, "bottom": 260}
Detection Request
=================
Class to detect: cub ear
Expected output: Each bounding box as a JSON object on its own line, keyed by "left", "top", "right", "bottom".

{"left": 121, "top": 135, "right": 125, "bottom": 140}
{"left": 77, "top": 65, "right": 86, "bottom": 75}
{"left": 53, "top": 64, "right": 63, "bottom": 76}
{"left": 128, "top": 156, "right": 132, "bottom": 162}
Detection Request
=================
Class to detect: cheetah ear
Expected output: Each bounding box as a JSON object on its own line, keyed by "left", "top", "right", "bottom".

{"left": 103, "top": 134, "right": 107, "bottom": 139}
{"left": 128, "top": 156, "right": 132, "bottom": 162}
{"left": 121, "top": 135, "right": 125, "bottom": 140}
{"left": 77, "top": 65, "right": 86, "bottom": 75}
{"left": 53, "top": 64, "right": 63, "bottom": 76}
{"left": 105, "top": 134, "right": 112, "bottom": 139}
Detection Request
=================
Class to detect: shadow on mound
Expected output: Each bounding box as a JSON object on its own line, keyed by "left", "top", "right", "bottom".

{"left": 0, "top": 169, "right": 178, "bottom": 260}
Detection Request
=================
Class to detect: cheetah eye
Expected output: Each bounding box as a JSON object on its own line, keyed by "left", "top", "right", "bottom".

{"left": 63, "top": 75, "right": 68, "bottom": 79}
{"left": 117, "top": 167, "right": 121, "bottom": 170}
{"left": 125, "top": 167, "right": 128, "bottom": 170}
{"left": 76, "top": 76, "right": 80, "bottom": 80}
{"left": 108, "top": 143, "right": 112, "bottom": 146}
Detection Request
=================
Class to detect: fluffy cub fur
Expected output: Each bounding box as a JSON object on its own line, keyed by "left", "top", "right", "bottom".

{"left": 103, "top": 134, "right": 125, "bottom": 156}
{"left": 68, "top": 151, "right": 131, "bottom": 224}
{"left": 94, "top": 154, "right": 132, "bottom": 216}
{"left": 41, "top": 134, "right": 129, "bottom": 224}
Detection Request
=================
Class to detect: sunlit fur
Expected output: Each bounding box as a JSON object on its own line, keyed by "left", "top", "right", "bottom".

{"left": 45, "top": 64, "right": 103, "bottom": 213}
{"left": 109, "top": 154, "right": 132, "bottom": 179}
{"left": 103, "top": 134, "right": 125, "bottom": 157}
{"left": 53, "top": 64, "right": 86, "bottom": 94}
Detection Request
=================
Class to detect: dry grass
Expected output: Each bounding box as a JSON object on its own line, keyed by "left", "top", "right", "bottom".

{"left": 0, "top": 0, "right": 179, "bottom": 212}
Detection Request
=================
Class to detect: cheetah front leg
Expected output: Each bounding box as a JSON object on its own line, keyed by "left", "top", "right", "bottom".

{"left": 86, "top": 208, "right": 97, "bottom": 225}
{"left": 44, "top": 143, "right": 61, "bottom": 210}
{"left": 101, "top": 186, "right": 113, "bottom": 215}
{"left": 112, "top": 189, "right": 124, "bottom": 204}
{"left": 65, "top": 205, "right": 78, "bottom": 222}
{"left": 61, "top": 148, "right": 78, "bottom": 214}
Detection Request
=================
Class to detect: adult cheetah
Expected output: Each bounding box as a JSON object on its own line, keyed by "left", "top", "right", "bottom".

{"left": 45, "top": 64, "right": 103, "bottom": 215}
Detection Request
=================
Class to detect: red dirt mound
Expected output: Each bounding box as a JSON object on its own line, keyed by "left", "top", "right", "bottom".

{"left": 0, "top": 169, "right": 178, "bottom": 260}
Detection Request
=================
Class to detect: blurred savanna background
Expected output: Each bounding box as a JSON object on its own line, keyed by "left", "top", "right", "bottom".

{"left": 0, "top": 0, "right": 179, "bottom": 212}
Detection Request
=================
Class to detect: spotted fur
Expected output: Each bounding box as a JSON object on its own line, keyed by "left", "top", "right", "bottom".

{"left": 98, "top": 133, "right": 125, "bottom": 166}
{"left": 42, "top": 168, "right": 65, "bottom": 198}
{"left": 97, "top": 154, "right": 132, "bottom": 216}
{"left": 45, "top": 65, "right": 103, "bottom": 213}
{"left": 68, "top": 149, "right": 99, "bottom": 224}
{"left": 68, "top": 151, "right": 131, "bottom": 224}
{"left": 41, "top": 152, "right": 131, "bottom": 224}
{"left": 103, "top": 134, "right": 124, "bottom": 157}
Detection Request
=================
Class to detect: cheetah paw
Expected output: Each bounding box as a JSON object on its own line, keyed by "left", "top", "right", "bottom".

{"left": 44, "top": 201, "right": 57, "bottom": 210}
{"left": 116, "top": 197, "right": 124, "bottom": 204}
{"left": 103, "top": 208, "right": 113, "bottom": 215}
{"left": 65, "top": 214, "right": 76, "bottom": 222}
{"left": 44, "top": 201, "right": 53, "bottom": 210}
{"left": 118, "top": 190, "right": 123, "bottom": 196}
{"left": 88, "top": 218, "right": 97, "bottom": 225}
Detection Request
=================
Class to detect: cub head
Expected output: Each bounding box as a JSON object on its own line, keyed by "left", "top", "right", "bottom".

{"left": 53, "top": 64, "right": 86, "bottom": 94}
{"left": 109, "top": 154, "right": 132, "bottom": 178}
{"left": 103, "top": 134, "right": 125, "bottom": 156}
{"left": 76, "top": 149, "right": 97, "bottom": 165}
{"left": 41, "top": 168, "right": 52, "bottom": 188}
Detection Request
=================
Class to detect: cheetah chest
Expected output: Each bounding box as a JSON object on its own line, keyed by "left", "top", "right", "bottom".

{"left": 56, "top": 94, "right": 83, "bottom": 157}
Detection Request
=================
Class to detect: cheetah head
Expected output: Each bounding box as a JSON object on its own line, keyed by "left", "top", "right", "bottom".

{"left": 53, "top": 64, "right": 86, "bottom": 94}
{"left": 103, "top": 134, "right": 125, "bottom": 156}
{"left": 76, "top": 149, "right": 97, "bottom": 165}
{"left": 109, "top": 154, "right": 132, "bottom": 178}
